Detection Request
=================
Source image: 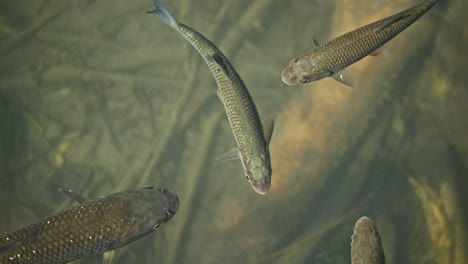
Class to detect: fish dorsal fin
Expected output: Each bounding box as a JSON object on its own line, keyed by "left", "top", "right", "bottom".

{"left": 207, "top": 54, "right": 230, "bottom": 78}
{"left": 262, "top": 117, "right": 275, "bottom": 145}
{"left": 311, "top": 36, "right": 320, "bottom": 48}
{"left": 58, "top": 187, "right": 90, "bottom": 204}
{"left": 374, "top": 13, "right": 411, "bottom": 32}
{"left": 102, "top": 250, "right": 115, "bottom": 264}
{"left": 215, "top": 148, "right": 240, "bottom": 161}
{"left": 331, "top": 69, "right": 354, "bottom": 87}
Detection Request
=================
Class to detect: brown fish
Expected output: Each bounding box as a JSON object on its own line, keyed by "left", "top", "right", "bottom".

{"left": 0, "top": 186, "right": 179, "bottom": 264}
{"left": 282, "top": 0, "right": 440, "bottom": 87}
{"left": 351, "top": 216, "right": 386, "bottom": 264}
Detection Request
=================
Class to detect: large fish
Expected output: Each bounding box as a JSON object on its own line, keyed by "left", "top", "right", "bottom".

{"left": 282, "top": 0, "right": 440, "bottom": 87}
{"left": 351, "top": 216, "right": 386, "bottom": 264}
{"left": 0, "top": 186, "right": 179, "bottom": 264}
{"left": 148, "top": 0, "right": 274, "bottom": 194}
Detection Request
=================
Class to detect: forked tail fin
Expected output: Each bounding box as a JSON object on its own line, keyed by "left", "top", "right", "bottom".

{"left": 147, "top": 0, "right": 178, "bottom": 29}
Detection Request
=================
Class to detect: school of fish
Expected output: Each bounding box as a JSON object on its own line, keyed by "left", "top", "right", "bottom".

{"left": 1, "top": 0, "right": 441, "bottom": 263}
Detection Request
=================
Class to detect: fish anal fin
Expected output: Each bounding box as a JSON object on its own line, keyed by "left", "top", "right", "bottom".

{"left": 58, "top": 187, "right": 90, "bottom": 204}
{"left": 331, "top": 69, "right": 354, "bottom": 87}
{"left": 215, "top": 148, "right": 240, "bottom": 161}
{"left": 262, "top": 117, "right": 275, "bottom": 145}
{"left": 374, "top": 14, "right": 411, "bottom": 32}
{"left": 103, "top": 250, "right": 115, "bottom": 264}
{"left": 369, "top": 46, "right": 388, "bottom": 58}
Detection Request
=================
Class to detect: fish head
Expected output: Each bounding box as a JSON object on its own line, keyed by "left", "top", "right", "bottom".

{"left": 243, "top": 154, "right": 272, "bottom": 195}
{"left": 282, "top": 57, "right": 330, "bottom": 85}
{"left": 110, "top": 187, "right": 179, "bottom": 249}
{"left": 351, "top": 216, "right": 385, "bottom": 263}
{"left": 129, "top": 186, "right": 179, "bottom": 225}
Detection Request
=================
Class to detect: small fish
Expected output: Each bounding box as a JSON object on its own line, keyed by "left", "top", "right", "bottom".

{"left": 282, "top": 0, "right": 440, "bottom": 87}
{"left": 0, "top": 186, "right": 179, "bottom": 264}
{"left": 351, "top": 216, "right": 386, "bottom": 264}
{"left": 148, "top": 0, "right": 274, "bottom": 194}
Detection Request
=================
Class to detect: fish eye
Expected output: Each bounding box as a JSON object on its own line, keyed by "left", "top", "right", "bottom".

{"left": 152, "top": 223, "right": 161, "bottom": 230}
{"left": 246, "top": 175, "right": 250, "bottom": 180}
{"left": 300, "top": 79, "right": 308, "bottom": 83}
{"left": 159, "top": 188, "right": 167, "bottom": 194}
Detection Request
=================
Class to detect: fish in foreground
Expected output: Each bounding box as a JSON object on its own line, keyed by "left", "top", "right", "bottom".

{"left": 148, "top": 0, "right": 274, "bottom": 194}
{"left": 0, "top": 186, "right": 179, "bottom": 264}
{"left": 351, "top": 216, "right": 386, "bottom": 264}
{"left": 282, "top": 0, "right": 440, "bottom": 87}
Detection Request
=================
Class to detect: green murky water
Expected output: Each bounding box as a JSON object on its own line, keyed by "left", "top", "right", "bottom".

{"left": 0, "top": 0, "right": 467, "bottom": 263}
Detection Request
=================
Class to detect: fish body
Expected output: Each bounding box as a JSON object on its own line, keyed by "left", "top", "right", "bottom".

{"left": 0, "top": 187, "right": 179, "bottom": 264}
{"left": 351, "top": 216, "right": 386, "bottom": 264}
{"left": 282, "top": 0, "right": 440, "bottom": 86}
{"left": 148, "top": 0, "right": 273, "bottom": 194}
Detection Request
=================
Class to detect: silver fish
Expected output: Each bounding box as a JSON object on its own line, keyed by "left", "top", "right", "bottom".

{"left": 282, "top": 0, "right": 440, "bottom": 87}
{"left": 148, "top": 0, "right": 274, "bottom": 194}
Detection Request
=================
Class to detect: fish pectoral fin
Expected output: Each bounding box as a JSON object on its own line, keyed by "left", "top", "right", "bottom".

{"left": 215, "top": 148, "right": 240, "bottom": 161}
{"left": 373, "top": 14, "right": 411, "bottom": 32}
{"left": 102, "top": 250, "right": 115, "bottom": 264}
{"left": 262, "top": 117, "right": 275, "bottom": 146}
{"left": 369, "top": 46, "right": 388, "bottom": 58}
{"left": 216, "top": 88, "right": 224, "bottom": 103}
{"left": 58, "top": 187, "right": 90, "bottom": 204}
{"left": 331, "top": 69, "right": 354, "bottom": 87}
{"left": 311, "top": 36, "right": 320, "bottom": 48}
{"left": 207, "top": 54, "right": 230, "bottom": 78}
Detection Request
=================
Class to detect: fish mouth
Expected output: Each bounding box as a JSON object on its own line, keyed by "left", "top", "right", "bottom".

{"left": 158, "top": 188, "right": 179, "bottom": 219}
{"left": 251, "top": 181, "right": 270, "bottom": 195}
{"left": 281, "top": 68, "right": 296, "bottom": 85}
{"left": 253, "top": 188, "right": 268, "bottom": 195}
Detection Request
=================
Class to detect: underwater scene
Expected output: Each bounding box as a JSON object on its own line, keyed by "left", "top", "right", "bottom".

{"left": 0, "top": 0, "right": 467, "bottom": 263}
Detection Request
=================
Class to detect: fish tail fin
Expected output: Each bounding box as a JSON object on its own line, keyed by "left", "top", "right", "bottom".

{"left": 147, "top": 0, "right": 178, "bottom": 29}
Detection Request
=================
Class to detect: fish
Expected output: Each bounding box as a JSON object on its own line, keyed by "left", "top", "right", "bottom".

{"left": 148, "top": 0, "right": 274, "bottom": 194}
{"left": 351, "top": 216, "right": 386, "bottom": 264}
{"left": 0, "top": 186, "right": 179, "bottom": 264}
{"left": 281, "top": 0, "right": 440, "bottom": 87}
